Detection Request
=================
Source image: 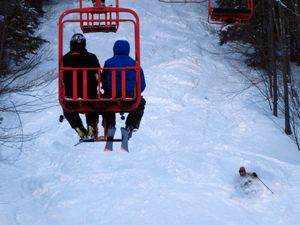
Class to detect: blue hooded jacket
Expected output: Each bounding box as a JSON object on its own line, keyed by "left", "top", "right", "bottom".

{"left": 102, "top": 40, "right": 146, "bottom": 97}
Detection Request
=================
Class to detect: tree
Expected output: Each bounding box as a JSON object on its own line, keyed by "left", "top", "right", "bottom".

{"left": 0, "top": 0, "right": 45, "bottom": 76}
{"left": 0, "top": 0, "right": 54, "bottom": 162}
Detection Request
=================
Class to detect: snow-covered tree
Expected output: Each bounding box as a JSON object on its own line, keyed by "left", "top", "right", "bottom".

{"left": 0, "top": 0, "right": 45, "bottom": 75}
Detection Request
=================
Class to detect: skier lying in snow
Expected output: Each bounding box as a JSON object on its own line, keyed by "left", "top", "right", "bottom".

{"left": 239, "top": 166, "right": 258, "bottom": 188}
{"left": 239, "top": 166, "right": 274, "bottom": 194}
{"left": 239, "top": 166, "right": 257, "bottom": 178}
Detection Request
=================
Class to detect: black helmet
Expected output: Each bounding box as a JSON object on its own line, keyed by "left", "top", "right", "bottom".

{"left": 70, "top": 33, "right": 86, "bottom": 51}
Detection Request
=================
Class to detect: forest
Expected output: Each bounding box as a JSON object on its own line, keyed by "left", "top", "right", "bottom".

{"left": 217, "top": 0, "right": 300, "bottom": 148}
{"left": 0, "top": 0, "right": 46, "bottom": 149}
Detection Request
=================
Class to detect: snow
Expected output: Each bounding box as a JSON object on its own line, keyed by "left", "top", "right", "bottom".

{"left": 1, "top": 0, "right": 300, "bottom": 225}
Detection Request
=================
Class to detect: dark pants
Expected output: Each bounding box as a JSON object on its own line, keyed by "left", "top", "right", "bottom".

{"left": 64, "top": 112, "right": 98, "bottom": 130}
{"left": 102, "top": 97, "right": 146, "bottom": 129}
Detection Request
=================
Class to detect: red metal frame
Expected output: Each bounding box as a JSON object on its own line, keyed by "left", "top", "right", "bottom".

{"left": 58, "top": 4, "right": 141, "bottom": 142}
{"left": 79, "top": 0, "right": 120, "bottom": 33}
{"left": 58, "top": 6, "right": 141, "bottom": 113}
{"left": 208, "top": 0, "right": 254, "bottom": 25}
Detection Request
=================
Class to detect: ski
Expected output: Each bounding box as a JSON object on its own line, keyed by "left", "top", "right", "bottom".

{"left": 104, "top": 127, "right": 116, "bottom": 152}
{"left": 74, "top": 140, "right": 82, "bottom": 146}
{"left": 74, "top": 137, "right": 95, "bottom": 146}
{"left": 120, "top": 127, "right": 129, "bottom": 152}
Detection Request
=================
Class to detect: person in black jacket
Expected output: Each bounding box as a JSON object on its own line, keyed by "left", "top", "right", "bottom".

{"left": 63, "top": 33, "right": 100, "bottom": 139}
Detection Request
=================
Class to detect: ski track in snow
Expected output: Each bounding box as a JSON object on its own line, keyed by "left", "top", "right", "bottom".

{"left": 1, "top": 0, "right": 300, "bottom": 225}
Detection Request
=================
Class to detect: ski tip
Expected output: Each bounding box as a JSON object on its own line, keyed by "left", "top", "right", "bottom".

{"left": 104, "top": 148, "right": 112, "bottom": 152}
{"left": 120, "top": 147, "right": 129, "bottom": 152}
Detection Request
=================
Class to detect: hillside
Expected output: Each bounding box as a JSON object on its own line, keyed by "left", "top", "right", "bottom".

{"left": 1, "top": 0, "right": 300, "bottom": 225}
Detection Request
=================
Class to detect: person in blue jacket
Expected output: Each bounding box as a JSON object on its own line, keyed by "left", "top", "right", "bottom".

{"left": 101, "top": 40, "right": 146, "bottom": 139}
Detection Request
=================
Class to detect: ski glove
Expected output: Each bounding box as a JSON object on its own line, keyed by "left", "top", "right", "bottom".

{"left": 252, "top": 172, "right": 258, "bottom": 178}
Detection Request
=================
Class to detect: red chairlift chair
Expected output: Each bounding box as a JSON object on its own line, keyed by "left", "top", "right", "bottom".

{"left": 58, "top": 0, "right": 142, "bottom": 143}
{"left": 79, "top": 0, "right": 120, "bottom": 33}
{"left": 208, "top": 0, "right": 254, "bottom": 25}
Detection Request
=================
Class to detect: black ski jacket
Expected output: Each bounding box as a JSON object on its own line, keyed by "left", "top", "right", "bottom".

{"left": 63, "top": 49, "right": 100, "bottom": 98}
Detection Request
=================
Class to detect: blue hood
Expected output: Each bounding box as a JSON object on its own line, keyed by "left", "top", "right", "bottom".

{"left": 103, "top": 39, "right": 146, "bottom": 96}
{"left": 113, "top": 40, "right": 130, "bottom": 56}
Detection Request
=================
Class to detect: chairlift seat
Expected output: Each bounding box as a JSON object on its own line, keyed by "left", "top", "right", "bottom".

{"left": 58, "top": 0, "right": 142, "bottom": 142}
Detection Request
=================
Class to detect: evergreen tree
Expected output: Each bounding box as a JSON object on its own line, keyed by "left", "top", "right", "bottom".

{"left": 0, "top": 0, "right": 45, "bottom": 76}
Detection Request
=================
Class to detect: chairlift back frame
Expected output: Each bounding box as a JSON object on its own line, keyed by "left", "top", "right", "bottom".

{"left": 79, "top": 0, "right": 120, "bottom": 33}
{"left": 58, "top": 5, "right": 142, "bottom": 114}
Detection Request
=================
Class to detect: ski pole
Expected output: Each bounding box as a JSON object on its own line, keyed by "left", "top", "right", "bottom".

{"left": 256, "top": 176, "right": 274, "bottom": 194}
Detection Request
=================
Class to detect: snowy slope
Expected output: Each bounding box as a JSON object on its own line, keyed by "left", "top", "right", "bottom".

{"left": 1, "top": 0, "right": 300, "bottom": 225}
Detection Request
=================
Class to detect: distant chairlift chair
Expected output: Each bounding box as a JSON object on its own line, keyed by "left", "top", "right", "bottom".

{"left": 80, "top": 0, "right": 119, "bottom": 33}
{"left": 208, "top": 0, "right": 254, "bottom": 25}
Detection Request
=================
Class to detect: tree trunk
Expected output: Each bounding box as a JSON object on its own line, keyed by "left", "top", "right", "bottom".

{"left": 0, "top": 0, "right": 8, "bottom": 75}
{"left": 268, "top": 0, "right": 278, "bottom": 117}
{"left": 278, "top": 4, "right": 292, "bottom": 135}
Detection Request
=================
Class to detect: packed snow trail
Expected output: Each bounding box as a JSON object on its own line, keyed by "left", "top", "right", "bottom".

{"left": 1, "top": 0, "right": 300, "bottom": 225}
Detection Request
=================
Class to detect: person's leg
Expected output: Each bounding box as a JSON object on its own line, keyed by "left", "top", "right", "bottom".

{"left": 125, "top": 97, "right": 146, "bottom": 139}
{"left": 86, "top": 112, "right": 98, "bottom": 138}
{"left": 63, "top": 112, "right": 87, "bottom": 137}
{"left": 126, "top": 97, "right": 146, "bottom": 129}
{"left": 86, "top": 112, "right": 98, "bottom": 127}
{"left": 64, "top": 112, "right": 84, "bottom": 129}
{"left": 102, "top": 112, "right": 116, "bottom": 128}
